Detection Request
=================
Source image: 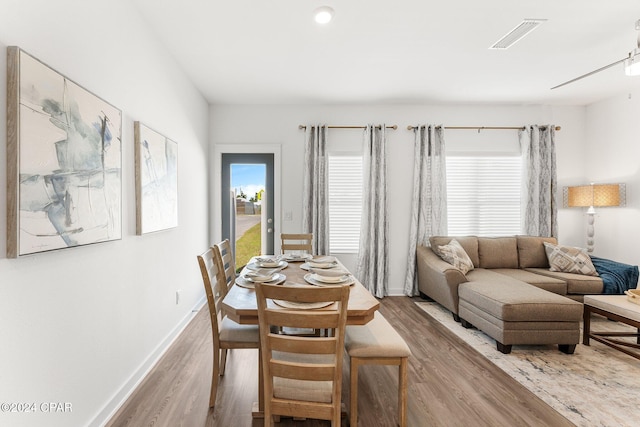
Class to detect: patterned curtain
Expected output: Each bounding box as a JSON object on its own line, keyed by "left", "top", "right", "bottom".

{"left": 356, "top": 124, "right": 389, "bottom": 298}
{"left": 302, "top": 125, "right": 330, "bottom": 254}
{"left": 403, "top": 125, "right": 448, "bottom": 296}
{"left": 519, "top": 125, "right": 558, "bottom": 238}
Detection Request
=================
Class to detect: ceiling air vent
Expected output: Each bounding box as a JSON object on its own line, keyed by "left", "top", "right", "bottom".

{"left": 490, "top": 19, "right": 547, "bottom": 50}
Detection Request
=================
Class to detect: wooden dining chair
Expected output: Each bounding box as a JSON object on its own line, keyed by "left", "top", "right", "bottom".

{"left": 197, "top": 248, "right": 261, "bottom": 408}
{"left": 280, "top": 233, "right": 313, "bottom": 254}
{"left": 254, "top": 282, "right": 350, "bottom": 426}
{"left": 213, "top": 239, "right": 236, "bottom": 296}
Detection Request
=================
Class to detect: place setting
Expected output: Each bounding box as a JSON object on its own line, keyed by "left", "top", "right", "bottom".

{"left": 300, "top": 255, "right": 339, "bottom": 270}
{"left": 280, "top": 252, "right": 313, "bottom": 262}
{"left": 245, "top": 255, "right": 288, "bottom": 271}
{"left": 235, "top": 265, "right": 286, "bottom": 289}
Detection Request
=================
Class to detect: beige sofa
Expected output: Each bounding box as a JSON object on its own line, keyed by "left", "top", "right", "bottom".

{"left": 416, "top": 235, "right": 603, "bottom": 322}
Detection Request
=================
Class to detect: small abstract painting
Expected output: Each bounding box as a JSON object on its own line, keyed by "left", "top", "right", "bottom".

{"left": 6, "top": 47, "right": 122, "bottom": 257}
{"left": 134, "top": 122, "right": 178, "bottom": 234}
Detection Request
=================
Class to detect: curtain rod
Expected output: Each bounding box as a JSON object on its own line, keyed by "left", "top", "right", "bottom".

{"left": 299, "top": 125, "right": 398, "bottom": 130}
{"left": 406, "top": 125, "right": 561, "bottom": 131}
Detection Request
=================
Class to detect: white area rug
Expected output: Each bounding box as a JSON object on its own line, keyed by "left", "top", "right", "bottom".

{"left": 416, "top": 301, "right": 640, "bottom": 427}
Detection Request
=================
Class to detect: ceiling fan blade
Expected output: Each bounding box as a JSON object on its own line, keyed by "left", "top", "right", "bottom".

{"left": 551, "top": 56, "right": 628, "bottom": 90}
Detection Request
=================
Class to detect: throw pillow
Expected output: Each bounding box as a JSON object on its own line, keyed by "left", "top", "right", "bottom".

{"left": 437, "top": 239, "right": 474, "bottom": 274}
{"left": 543, "top": 242, "right": 599, "bottom": 276}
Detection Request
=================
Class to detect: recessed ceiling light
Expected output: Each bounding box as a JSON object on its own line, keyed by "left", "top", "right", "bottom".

{"left": 314, "top": 6, "right": 334, "bottom": 24}
{"left": 490, "top": 19, "right": 547, "bottom": 50}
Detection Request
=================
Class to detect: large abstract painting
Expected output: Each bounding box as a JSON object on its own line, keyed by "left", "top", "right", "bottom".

{"left": 6, "top": 47, "right": 122, "bottom": 257}
{"left": 134, "top": 122, "right": 178, "bottom": 234}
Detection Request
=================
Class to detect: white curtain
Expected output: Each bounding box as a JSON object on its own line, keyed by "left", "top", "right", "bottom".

{"left": 520, "top": 125, "right": 558, "bottom": 238}
{"left": 302, "top": 125, "right": 330, "bottom": 254}
{"left": 403, "top": 125, "right": 448, "bottom": 296}
{"left": 356, "top": 124, "right": 388, "bottom": 298}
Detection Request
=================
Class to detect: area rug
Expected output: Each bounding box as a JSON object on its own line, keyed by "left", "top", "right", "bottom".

{"left": 415, "top": 301, "right": 640, "bottom": 427}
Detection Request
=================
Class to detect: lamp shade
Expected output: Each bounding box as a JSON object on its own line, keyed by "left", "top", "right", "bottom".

{"left": 567, "top": 184, "right": 621, "bottom": 207}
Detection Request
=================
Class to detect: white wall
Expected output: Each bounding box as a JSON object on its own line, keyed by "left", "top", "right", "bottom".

{"left": 583, "top": 90, "right": 640, "bottom": 265}
{"left": 210, "top": 104, "right": 587, "bottom": 295}
{"left": 0, "top": 2, "right": 209, "bottom": 427}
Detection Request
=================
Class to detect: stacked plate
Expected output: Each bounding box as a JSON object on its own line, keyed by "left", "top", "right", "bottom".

{"left": 281, "top": 253, "right": 312, "bottom": 262}
{"left": 235, "top": 268, "right": 286, "bottom": 288}
{"left": 305, "top": 266, "right": 354, "bottom": 287}
{"left": 246, "top": 257, "right": 288, "bottom": 271}
{"left": 306, "top": 256, "right": 339, "bottom": 269}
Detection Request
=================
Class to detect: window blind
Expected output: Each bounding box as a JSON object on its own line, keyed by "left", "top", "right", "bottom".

{"left": 446, "top": 156, "right": 522, "bottom": 236}
{"left": 328, "top": 154, "right": 362, "bottom": 253}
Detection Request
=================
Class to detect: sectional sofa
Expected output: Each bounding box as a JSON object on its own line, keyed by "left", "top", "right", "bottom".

{"left": 416, "top": 235, "right": 605, "bottom": 321}
{"left": 416, "top": 235, "right": 617, "bottom": 353}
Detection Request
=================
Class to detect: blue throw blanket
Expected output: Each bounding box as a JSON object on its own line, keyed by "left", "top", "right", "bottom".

{"left": 590, "top": 256, "right": 639, "bottom": 294}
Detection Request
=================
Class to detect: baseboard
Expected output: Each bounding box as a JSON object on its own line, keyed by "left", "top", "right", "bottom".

{"left": 88, "top": 295, "right": 207, "bottom": 427}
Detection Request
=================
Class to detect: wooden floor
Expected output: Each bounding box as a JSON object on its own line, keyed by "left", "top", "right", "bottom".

{"left": 106, "top": 296, "right": 573, "bottom": 427}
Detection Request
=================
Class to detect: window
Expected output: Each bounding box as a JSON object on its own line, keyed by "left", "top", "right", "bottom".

{"left": 328, "top": 154, "right": 362, "bottom": 253}
{"left": 446, "top": 155, "right": 522, "bottom": 236}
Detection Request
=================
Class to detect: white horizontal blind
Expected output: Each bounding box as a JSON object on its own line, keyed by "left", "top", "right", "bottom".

{"left": 446, "top": 156, "right": 522, "bottom": 236}
{"left": 328, "top": 154, "right": 362, "bottom": 253}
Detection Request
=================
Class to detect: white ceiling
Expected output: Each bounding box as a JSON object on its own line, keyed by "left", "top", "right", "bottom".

{"left": 134, "top": 0, "right": 640, "bottom": 106}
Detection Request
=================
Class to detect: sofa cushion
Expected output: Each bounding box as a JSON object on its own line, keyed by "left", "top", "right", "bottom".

{"left": 517, "top": 235, "right": 557, "bottom": 268}
{"left": 477, "top": 237, "right": 518, "bottom": 269}
{"left": 430, "top": 236, "right": 479, "bottom": 268}
{"left": 525, "top": 268, "right": 604, "bottom": 294}
{"left": 543, "top": 242, "right": 598, "bottom": 276}
{"left": 436, "top": 239, "right": 474, "bottom": 274}
{"left": 492, "top": 268, "right": 567, "bottom": 295}
{"left": 466, "top": 268, "right": 522, "bottom": 284}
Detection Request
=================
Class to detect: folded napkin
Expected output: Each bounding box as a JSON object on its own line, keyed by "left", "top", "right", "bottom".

{"left": 244, "top": 268, "right": 278, "bottom": 281}
{"left": 309, "top": 267, "right": 350, "bottom": 278}
{"left": 255, "top": 256, "right": 281, "bottom": 267}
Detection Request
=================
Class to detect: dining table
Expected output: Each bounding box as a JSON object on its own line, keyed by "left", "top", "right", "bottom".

{"left": 221, "top": 254, "right": 380, "bottom": 418}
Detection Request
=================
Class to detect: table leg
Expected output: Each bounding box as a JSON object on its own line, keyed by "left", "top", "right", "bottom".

{"left": 583, "top": 305, "right": 591, "bottom": 346}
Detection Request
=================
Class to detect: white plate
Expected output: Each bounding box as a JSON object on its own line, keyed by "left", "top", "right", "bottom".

{"left": 312, "top": 273, "right": 351, "bottom": 283}
{"left": 273, "top": 300, "right": 333, "bottom": 310}
{"left": 246, "top": 261, "right": 288, "bottom": 271}
{"left": 304, "top": 273, "right": 355, "bottom": 287}
{"left": 301, "top": 262, "right": 338, "bottom": 270}
{"left": 235, "top": 273, "right": 286, "bottom": 288}
{"left": 307, "top": 261, "right": 338, "bottom": 269}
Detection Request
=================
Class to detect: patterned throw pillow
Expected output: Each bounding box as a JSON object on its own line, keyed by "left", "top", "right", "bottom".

{"left": 437, "top": 239, "right": 474, "bottom": 274}
{"left": 543, "top": 242, "right": 599, "bottom": 276}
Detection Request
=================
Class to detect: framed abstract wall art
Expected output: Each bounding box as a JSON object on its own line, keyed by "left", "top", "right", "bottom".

{"left": 6, "top": 47, "right": 122, "bottom": 257}
{"left": 134, "top": 122, "right": 178, "bottom": 234}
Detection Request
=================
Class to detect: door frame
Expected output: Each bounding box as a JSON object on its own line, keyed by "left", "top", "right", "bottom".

{"left": 212, "top": 144, "right": 282, "bottom": 254}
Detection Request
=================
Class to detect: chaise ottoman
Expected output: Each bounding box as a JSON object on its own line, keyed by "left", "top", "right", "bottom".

{"left": 458, "top": 280, "right": 583, "bottom": 354}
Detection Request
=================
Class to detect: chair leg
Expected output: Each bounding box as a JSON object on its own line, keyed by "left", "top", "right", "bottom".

{"left": 398, "top": 358, "right": 408, "bottom": 427}
{"left": 210, "top": 348, "right": 220, "bottom": 408}
{"left": 258, "top": 347, "right": 264, "bottom": 415}
{"left": 220, "top": 349, "right": 228, "bottom": 375}
{"left": 350, "top": 357, "right": 360, "bottom": 427}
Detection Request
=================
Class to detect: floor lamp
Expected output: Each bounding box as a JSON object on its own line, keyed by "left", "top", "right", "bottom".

{"left": 565, "top": 183, "right": 625, "bottom": 252}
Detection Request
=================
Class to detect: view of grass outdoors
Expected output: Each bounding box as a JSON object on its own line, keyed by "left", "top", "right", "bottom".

{"left": 231, "top": 164, "right": 265, "bottom": 268}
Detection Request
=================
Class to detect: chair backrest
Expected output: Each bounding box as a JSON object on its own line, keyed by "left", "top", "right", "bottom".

{"left": 281, "top": 233, "right": 313, "bottom": 254}
{"left": 213, "top": 239, "right": 236, "bottom": 293}
{"left": 255, "top": 282, "right": 349, "bottom": 422}
{"left": 197, "top": 248, "right": 226, "bottom": 345}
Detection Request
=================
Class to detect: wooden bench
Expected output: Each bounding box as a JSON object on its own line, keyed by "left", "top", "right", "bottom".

{"left": 345, "top": 311, "right": 410, "bottom": 427}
